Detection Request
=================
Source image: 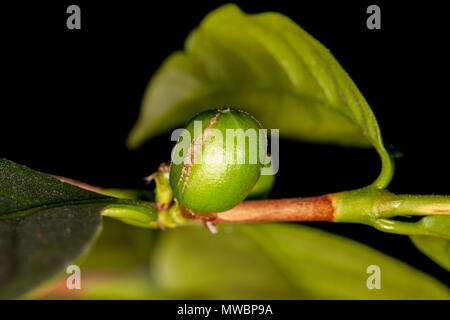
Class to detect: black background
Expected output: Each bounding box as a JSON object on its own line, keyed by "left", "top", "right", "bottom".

{"left": 2, "top": 1, "right": 449, "bottom": 284}
{"left": 1, "top": 300, "right": 447, "bottom": 318}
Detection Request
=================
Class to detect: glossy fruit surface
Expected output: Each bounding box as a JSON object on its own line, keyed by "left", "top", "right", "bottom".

{"left": 170, "top": 108, "right": 266, "bottom": 213}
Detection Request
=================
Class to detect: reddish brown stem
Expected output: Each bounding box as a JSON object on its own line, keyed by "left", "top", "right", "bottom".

{"left": 197, "top": 195, "right": 337, "bottom": 224}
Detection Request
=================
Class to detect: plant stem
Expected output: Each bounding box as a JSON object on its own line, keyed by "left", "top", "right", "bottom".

{"left": 382, "top": 194, "right": 450, "bottom": 216}
{"left": 193, "top": 195, "right": 338, "bottom": 224}
{"left": 372, "top": 146, "right": 395, "bottom": 189}
{"left": 335, "top": 188, "right": 450, "bottom": 224}
{"left": 50, "top": 173, "right": 449, "bottom": 234}
{"left": 372, "top": 219, "right": 434, "bottom": 237}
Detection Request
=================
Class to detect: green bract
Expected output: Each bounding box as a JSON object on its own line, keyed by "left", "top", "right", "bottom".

{"left": 170, "top": 108, "right": 266, "bottom": 213}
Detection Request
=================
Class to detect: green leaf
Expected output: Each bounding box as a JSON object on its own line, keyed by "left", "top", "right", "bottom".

{"left": 29, "top": 270, "right": 173, "bottom": 300}
{"left": 100, "top": 188, "right": 154, "bottom": 201}
{"left": 410, "top": 215, "right": 450, "bottom": 270}
{"left": 27, "top": 219, "right": 166, "bottom": 299}
{"left": 246, "top": 159, "right": 275, "bottom": 200}
{"left": 418, "top": 215, "right": 450, "bottom": 239}
{"left": 411, "top": 236, "right": 450, "bottom": 271}
{"left": 246, "top": 173, "right": 275, "bottom": 200}
{"left": 0, "top": 158, "right": 156, "bottom": 298}
{"left": 80, "top": 219, "right": 158, "bottom": 270}
{"left": 150, "top": 223, "right": 449, "bottom": 299}
{"left": 128, "top": 4, "right": 393, "bottom": 188}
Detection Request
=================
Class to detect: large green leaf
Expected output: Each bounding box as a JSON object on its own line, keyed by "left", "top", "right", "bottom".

{"left": 128, "top": 4, "right": 393, "bottom": 188}
{"left": 0, "top": 158, "right": 156, "bottom": 298}
{"left": 150, "top": 223, "right": 449, "bottom": 299}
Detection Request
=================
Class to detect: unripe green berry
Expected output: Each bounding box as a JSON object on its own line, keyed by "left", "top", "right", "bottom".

{"left": 170, "top": 108, "right": 267, "bottom": 213}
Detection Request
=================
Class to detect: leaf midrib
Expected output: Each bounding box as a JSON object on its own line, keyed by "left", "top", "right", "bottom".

{"left": 0, "top": 198, "right": 139, "bottom": 222}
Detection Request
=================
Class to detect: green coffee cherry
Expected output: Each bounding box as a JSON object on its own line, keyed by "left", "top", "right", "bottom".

{"left": 170, "top": 108, "right": 267, "bottom": 213}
